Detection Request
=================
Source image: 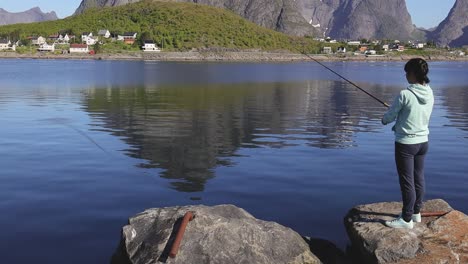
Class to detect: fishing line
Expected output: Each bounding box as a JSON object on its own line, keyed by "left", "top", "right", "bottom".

{"left": 297, "top": 49, "right": 390, "bottom": 108}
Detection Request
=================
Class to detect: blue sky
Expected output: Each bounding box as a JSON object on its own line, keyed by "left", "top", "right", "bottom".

{"left": 0, "top": 0, "right": 456, "bottom": 29}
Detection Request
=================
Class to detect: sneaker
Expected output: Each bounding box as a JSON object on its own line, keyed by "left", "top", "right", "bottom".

{"left": 398, "top": 213, "right": 422, "bottom": 223}
{"left": 385, "top": 217, "right": 414, "bottom": 229}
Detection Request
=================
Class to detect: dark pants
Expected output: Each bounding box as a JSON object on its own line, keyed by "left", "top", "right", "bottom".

{"left": 395, "top": 142, "right": 429, "bottom": 222}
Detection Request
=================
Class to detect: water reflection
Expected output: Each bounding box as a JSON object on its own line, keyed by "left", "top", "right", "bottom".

{"left": 442, "top": 86, "right": 468, "bottom": 137}
{"left": 82, "top": 80, "right": 392, "bottom": 192}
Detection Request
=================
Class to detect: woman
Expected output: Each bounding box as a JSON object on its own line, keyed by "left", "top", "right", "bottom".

{"left": 381, "top": 58, "right": 434, "bottom": 229}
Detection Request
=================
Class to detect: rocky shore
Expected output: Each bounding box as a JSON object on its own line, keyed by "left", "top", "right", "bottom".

{"left": 112, "top": 199, "right": 467, "bottom": 264}
{"left": 1, "top": 51, "right": 468, "bottom": 63}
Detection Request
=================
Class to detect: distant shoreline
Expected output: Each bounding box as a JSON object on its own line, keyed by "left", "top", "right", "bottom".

{"left": 1, "top": 51, "right": 467, "bottom": 62}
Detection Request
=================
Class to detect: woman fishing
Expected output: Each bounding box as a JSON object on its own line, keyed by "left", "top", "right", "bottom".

{"left": 382, "top": 58, "right": 434, "bottom": 229}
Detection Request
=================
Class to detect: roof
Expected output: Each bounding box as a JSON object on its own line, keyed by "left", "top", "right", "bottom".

{"left": 82, "top": 32, "right": 91, "bottom": 35}
{"left": 144, "top": 40, "right": 155, "bottom": 44}
{"left": 122, "top": 32, "right": 137, "bottom": 36}
{"left": 70, "top": 44, "right": 88, "bottom": 48}
{"left": 0, "top": 39, "right": 9, "bottom": 44}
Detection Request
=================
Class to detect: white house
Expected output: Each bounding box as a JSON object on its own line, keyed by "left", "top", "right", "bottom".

{"left": 70, "top": 44, "right": 89, "bottom": 53}
{"left": 365, "top": 50, "right": 377, "bottom": 55}
{"left": 81, "top": 32, "right": 93, "bottom": 43}
{"left": 142, "top": 40, "right": 161, "bottom": 52}
{"left": 38, "top": 43, "right": 55, "bottom": 52}
{"left": 0, "top": 39, "right": 11, "bottom": 50}
{"left": 62, "top": 34, "right": 70, "bottom": 43}
{"left": 382, "top": 44, "right": 389, "bottom": 51}
{"left": 347, "top": 41, "right": 361, "bottom": 46}
{"left": 337, "top": 46, "right": 347, "bottom": 53}
{"left": 86, "top": 37, "right": 98, "bottom": 46}
{"left": 416, "top": 43, "right": 425, "bottom": 49}
{"left": 31, "top": 36, "right": 46, "bottom": 45}
{"left": 322, "top": 47, "right": 333, "bottom": 54}
{"left": 98, "top": 29, "right": 111, "bottom": 39}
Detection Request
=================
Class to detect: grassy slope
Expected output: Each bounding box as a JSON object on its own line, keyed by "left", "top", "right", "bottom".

{"left": 0, "top": 0, "right": 325, "bottom": 53}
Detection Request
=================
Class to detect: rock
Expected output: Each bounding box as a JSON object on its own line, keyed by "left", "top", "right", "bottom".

{"left": 344, "top": 199, "right": 468, "bottom": 264}
{"left": 112, "top": 204, "right": 320, "bottom": 264}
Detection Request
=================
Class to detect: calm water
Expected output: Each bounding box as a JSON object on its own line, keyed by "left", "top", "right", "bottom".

{"left": 0, "top": 59, "right": 467, "bottom": 263}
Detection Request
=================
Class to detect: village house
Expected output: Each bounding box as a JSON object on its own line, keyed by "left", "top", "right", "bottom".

{"left": 382, "top": 44, "right": 389, "bottom": 52}
{"left": 48, "top": 34, "right": 59, "bottom": 42}
{"left": 337, "top": 47, "right": 347, "bottom": 53}
{"left": 70, "top": 44, "right": 89, "bottom": 53}
{"left": 98, "top": 29, "right": 111, "bottom": 39}
{"left": 81, "top": 32, "right": 93, "bottom": 43}
{"left": 118, "top": 32, "right": 138, "bottom": 44}
{"left": 30, "top": 36, "right": 46, "bottom": 46}
{"left": 0, "top": 39, "right": 11, "bottom": 50}
{"left": 322, "top": 47, "right": 333, "bottom": 54}
{"left": 38, "top": 43, "right": 55, "bottom": 52}
{"left": 414, "top": 43, "right": 425, "bottom": 49}
{"left": 347, "top": 41, "right": 361, "bottom": 46}
{"left": 398, "top": 45, "right": 405, "bottom": 52}
{"left": 359, "top": 45, "right": 369, "bottom": 53}
{"left": 142, "top": 40, "right": 161, "bottom": 52}
{"left": 86, "top": 36, "right": 98, "bottom": 46}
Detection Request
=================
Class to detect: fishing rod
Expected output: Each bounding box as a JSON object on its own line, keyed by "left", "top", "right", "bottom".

{"left": 297, "top": 49, "right": 390, "bottom": 108}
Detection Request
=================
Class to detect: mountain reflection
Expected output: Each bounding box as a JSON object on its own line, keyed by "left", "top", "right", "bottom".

{"left": 83, "top": 81, "right": 388, "bottom": 192}
{"left": 442, "top": 86, "right": 468, "bottom": 137}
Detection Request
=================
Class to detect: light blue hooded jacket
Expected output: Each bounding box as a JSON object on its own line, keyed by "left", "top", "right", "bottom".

{"left": 382, "top": 84, "right": 434, "bottom": 144}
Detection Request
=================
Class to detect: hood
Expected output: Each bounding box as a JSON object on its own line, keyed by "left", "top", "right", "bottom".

{"left": 407, "top": 84, "right": 432, "bottom": 105}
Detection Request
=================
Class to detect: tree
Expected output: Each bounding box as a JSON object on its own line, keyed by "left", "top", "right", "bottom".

{"left": 94, "top": 42, "right": 102, "bottom": 54}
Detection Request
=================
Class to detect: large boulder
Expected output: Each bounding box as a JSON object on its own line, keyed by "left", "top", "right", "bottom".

{"left": 344, "top": 199, "right": 468, "bottom": 264}
{"left": 112, "top": 204, "right": 320, "bottom": 264}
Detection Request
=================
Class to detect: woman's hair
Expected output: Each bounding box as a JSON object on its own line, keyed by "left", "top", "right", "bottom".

{"left": 405, "top": 58, "right": 430, "bottom": 84}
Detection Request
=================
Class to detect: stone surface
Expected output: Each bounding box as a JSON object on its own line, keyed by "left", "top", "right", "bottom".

{"left": 0, "top": 7, "right": 58, "bottom": 26}
{"left": 112, "top": 204, "right": 320, "bottom": 264}
{"left": 344, "top": 199, "right": 468, "bottom": 264}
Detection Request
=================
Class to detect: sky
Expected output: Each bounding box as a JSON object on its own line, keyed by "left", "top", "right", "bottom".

{"left": 0, "top": 0, "right": 457, "bottom": 29}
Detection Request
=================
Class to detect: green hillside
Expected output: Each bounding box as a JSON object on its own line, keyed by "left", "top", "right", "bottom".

{"left": 0, "top": 0, "right": 323, "bottom": 53}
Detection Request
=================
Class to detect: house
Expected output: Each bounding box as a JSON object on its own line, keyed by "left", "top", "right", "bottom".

{"left": 365, "top": 50, "right": 377, "bottom": 55}
{"left": 398, "top": 45, "right": 405, "bottom": 52}
{"left": 337, "top": 47, "right": 347, "bottom": 53}
{"left": 142, "top": 40, "right": 161, "bottom": 52}
{"left": 48, "top": 34, "right": 59, "bottom": 42}
{"left": 38, "top": 43, "right": 55, "bottom": 52}
{"left": 30, "top": 36, "right": 46, "bottom": 45}
{"left": 98, "top": 29, "right": 111, "bottom": 39}
{"left": 60, "top": 34, "right": 70, "bottom": 44}
{"left": 81, "top": 32, "right": 93, "bottom": 43}
{"left": 70, "top": 44, "right": 89, "bottom": 53}
{"left": 118, "top": 32, "right": 138, "bottom": 44}
{"left": 359, "top": 46, "right": 368, "bottom": 53}
{"left": 382, "top": 44, "right": 389, "bottom": 51}
{"left": 86, "top": 37, "right": 98, "bottom": 46}
{"left": 415, "top": 43, "right": 425, "bottom": 49}
{"left": 322, "top": 47, "right": 332, "bottom": 54}
{"left": 347, "top": 41, "right": 361, "bottom": 46}
{"left": 0, "top": 39, "right": 11, "bottom": 50}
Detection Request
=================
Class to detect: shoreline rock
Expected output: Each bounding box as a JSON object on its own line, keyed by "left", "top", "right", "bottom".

{"left": 111, "top": 204, "right": 320, "bottom": 264}
{"left": 1, "top": 51, "right": 468, "bottom": 63}
{"left": 344, "top": 199, "right": 468, "bottom": 264}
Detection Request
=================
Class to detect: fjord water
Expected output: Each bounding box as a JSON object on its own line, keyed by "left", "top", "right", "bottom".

{"left": 1, "top": 60, "right": 467, "bottom": 263}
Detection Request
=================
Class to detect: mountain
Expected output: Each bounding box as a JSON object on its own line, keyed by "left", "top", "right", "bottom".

{"left": 0, "top": 7, "right": 58, "bottom": 26}
{"left": 73, "top": 0, "right": 422, "bottom": 40}
{"left": 430, "top": 0, "right": 468, "bottom": 47}
{"left": 0, "top": 1, "right": 321, "bottom": 53}
{"left": 74, "top": 0, "right": 317, "bottom": 37}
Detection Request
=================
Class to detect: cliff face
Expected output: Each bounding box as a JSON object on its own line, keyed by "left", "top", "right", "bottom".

{"left": 74, "top": 0, "right": 317, "bottom": 36}
{"left": 431, "top": 0, "right": 468, "bottom": 47}
{"left": 73, "top": 0, "right": 420, "bottom": 40}
{"left": 0, "top": 7, "right": 58, "bottom": 26}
